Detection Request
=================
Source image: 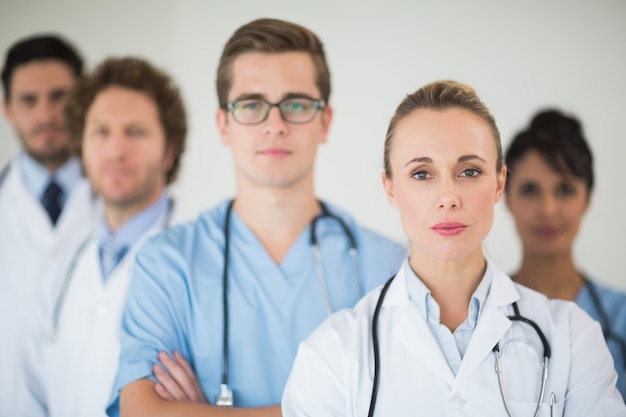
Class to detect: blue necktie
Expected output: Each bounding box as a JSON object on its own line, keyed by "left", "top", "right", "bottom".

{"left": 99, "top": 234, "right": 128, "bottom": 280}
{"left": 41, "top": 180, "right": 64, "bottom": 226}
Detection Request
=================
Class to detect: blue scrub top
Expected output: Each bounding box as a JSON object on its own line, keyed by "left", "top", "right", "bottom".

{"left": 107, "top": 200, "right": 406, "bottom": 414}
{"left": 576, "top": 280, "right": 626, "bottom": 399}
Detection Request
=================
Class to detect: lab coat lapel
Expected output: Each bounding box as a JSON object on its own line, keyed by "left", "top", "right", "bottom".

{"left": 386, "top": 265, "right": 456, "bottom": 386}
{"left": 2, "top": 159, "right": 54, "bottom": 240}
{"left": 453, "top": 265, "right": 519, "bottom": 391}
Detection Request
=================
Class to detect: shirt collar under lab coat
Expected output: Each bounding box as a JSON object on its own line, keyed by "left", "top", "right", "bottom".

{"left": 18, "top": 150, "right": 82, "bottom": 204}
{"left": 404, "top": 258, "right": 493, "bottom": 329}
{"left": 382, "top": 259, "right": 519, "bottom": 312}
{"left": 98, "top": 191, "right": 170, "bottom": 250}
{"left": 381, "top": 259, "right": 521, "bottom": 388}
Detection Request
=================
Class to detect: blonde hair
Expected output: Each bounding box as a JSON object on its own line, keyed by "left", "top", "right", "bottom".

{"left": 383, "top": 80, "right": 502, "bottom": 178}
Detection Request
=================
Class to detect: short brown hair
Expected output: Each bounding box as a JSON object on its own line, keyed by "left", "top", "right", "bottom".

{"left": 216, "top": 18, "right": 331, "bottom": 108}
{"left": 383, "top": 80, "right": 502, "bottom": 178}
{"left": 66, "top": 57, "right": 187, "bottom": 184}
{"left": 2, "top": 34, "right": 83, "bottom": 101}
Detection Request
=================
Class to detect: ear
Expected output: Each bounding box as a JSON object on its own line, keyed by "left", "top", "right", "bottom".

{"left": 216, "top": 108, "right": 230, "bottom": 145}
{"left": 583, "top": 191, "right": 592, "bottom": 214}
{"left": 494, "top": 165, "right": 507, "bottom": 204}
{"left": 382, "top": 172, "right": 398, "bottom": 207}
{"left": 318, "top": 104, "right": 333, "bottom": 144}
{"left": 2, "top": 98, "right": 12, "bottom": 121}
{"left": 163, "top": 143, "right": 176, "bottom": 172}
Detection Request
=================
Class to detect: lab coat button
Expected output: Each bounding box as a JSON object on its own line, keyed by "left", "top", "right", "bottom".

{"left": 95, "top": 303, "right": 109, "bottom": 315}
{"left": 450, "top": 396, "right": 466, "bottom": 409}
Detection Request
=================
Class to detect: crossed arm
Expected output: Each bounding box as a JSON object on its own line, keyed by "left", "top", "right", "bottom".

{"left": 119, "top": 351, "right": 281, "bottom": 417}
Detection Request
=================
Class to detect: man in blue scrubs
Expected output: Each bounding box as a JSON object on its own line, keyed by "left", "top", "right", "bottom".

{"left": 108, "top": 18, "right": 406, "bottom": 416}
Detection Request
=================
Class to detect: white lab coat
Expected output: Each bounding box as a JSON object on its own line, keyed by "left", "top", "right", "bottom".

{"left": 282, "top": 261, "right": 626, "bottom": 416}
{"left": 0, "top": 156, "right": 95, "bottom": 416}
{"left": 24, "top": 196, "right": 187, "bottom": 417}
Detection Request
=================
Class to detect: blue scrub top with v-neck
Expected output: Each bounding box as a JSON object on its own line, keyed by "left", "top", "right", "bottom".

{"left": 107, "top": 199, "right": 406, "bottom": 414}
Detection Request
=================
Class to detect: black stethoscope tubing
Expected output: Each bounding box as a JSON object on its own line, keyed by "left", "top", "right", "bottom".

{"left": 0, "top": 163, "right": 9, "bottom": 189}
{"left": 367, "top": 274, "right": 551, "bottom": 417}
{"left": 219, "top": 198, "right": 359, "bottom": 405}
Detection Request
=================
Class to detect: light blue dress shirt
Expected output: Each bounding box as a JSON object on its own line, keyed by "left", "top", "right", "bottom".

{"left": 404, "top": 259, "right": 492, "bottom": 375}
{"left": 19, "top": 151, "right": 82, "bottom": 208}
{"left": 97, "top": 193, "right": 171, "bottom": 282}
{"left": 576, "top": 279, "right": 626, "bottom": 399}
{"left": 106, "top": 199, "right": 406, "bottom": 415}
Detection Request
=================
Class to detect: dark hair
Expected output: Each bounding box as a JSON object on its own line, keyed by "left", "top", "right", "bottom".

{"left": 1, "top": 34, "right": 83, "bottom": 100}
{"left": 216, "top": 18, "right": 331, "bottom": 108}
{"left": 66, "top": 57, "right": 187, "bottom": 184}
{"left": 505, "top": 109, "right": 594, "bottom": 193}
{"left": 384, "top": 80, "right": 502, "bottom": 178}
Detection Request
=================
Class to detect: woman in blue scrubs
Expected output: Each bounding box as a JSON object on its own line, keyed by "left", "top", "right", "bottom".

{"left": 505, "top": 109, "right": 626, "bottom": 399}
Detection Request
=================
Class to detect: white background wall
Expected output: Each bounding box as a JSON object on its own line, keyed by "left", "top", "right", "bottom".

{"left": 1, "top": 0, "right": 625, "bottom": 289}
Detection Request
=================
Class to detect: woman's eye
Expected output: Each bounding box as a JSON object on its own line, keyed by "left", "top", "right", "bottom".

{"left": 519, "top": 183, "right": 539, "bottom": 197}
{"left": 412, "top": 171, "right": 430, "bottom": 180}
{"left": 555, "top": 182, "right": 576, "bottom": 197}
{"left": 460, "top": 168, "right": 481, "bottom": 177}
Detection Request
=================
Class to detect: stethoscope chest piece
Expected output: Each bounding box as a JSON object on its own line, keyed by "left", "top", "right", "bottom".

{"left": 216, "top": 383, "right": 233, "bottom": 407}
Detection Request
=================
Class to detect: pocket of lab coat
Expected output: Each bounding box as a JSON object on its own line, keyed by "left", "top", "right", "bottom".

{"left": 507, "top": 397, "right": 564, "bottom": 417}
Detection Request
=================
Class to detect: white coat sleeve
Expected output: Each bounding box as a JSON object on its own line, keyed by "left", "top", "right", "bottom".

{"left": 282, "top": 337, "right": 349, "bottom": 417}
{"left": 564, "top": 305, "right": 626, "bottom": 415}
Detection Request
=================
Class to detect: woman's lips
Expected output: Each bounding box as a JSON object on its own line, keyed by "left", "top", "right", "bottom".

{"left": 431, "top": 222, "right": 467, "bottom": 236}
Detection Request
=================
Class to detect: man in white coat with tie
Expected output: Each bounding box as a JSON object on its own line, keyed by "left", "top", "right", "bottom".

{"left": 21, "top": 56, "right": 191, "bottom": 417}
{"left": 0, "top": 34, "right": 94, "bottom": 415}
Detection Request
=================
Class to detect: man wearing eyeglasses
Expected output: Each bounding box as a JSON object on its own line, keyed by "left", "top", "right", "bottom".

{"left": 108, "top": 18, "right": 406, "bottom": 417}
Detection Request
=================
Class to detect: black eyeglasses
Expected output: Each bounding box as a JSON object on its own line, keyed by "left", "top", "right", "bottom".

{"left": 226, "top": 97, "right": 325, "bottom": 125}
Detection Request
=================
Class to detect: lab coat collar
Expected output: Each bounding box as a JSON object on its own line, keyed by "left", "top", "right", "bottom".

{"left": 454, "top": 262, "right": 518, "bottom": 392}
{"left": 382, "top": 260, "right": 520, "bottom": 391}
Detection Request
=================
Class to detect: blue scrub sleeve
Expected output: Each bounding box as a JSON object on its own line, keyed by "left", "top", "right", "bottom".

{"left": 106, "top": 238, "right": 189, "bottom": 416}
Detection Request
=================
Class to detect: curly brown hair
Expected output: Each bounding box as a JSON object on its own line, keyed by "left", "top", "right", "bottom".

{"left": 66, "top": 57, "right": 187, "bottom": 184}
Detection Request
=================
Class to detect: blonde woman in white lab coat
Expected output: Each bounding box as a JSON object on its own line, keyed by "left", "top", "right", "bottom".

{"left": 282, "top": 80, "right": 626, "bottom": 416}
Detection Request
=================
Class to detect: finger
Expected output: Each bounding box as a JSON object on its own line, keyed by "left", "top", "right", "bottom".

{"left": 153, "top": 363, "right": 187, "bottom": 401}
{"left": 154, "top": 382, "right": 175, "bottom": 401}
{"left": 165, "top": 351, "right": 206, "bottom": 402}
{"left": 173, "top": 350, "right": 195, "bottom": 378}
{"left": 158, "top": 352, "right": 199, "bottom": 400}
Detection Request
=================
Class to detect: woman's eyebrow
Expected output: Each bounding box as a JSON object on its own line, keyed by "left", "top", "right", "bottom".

{"left": 458, "top": 154, "right": 487, "bottom": 163}
{"left": 403, "top": 156, "right": 432, "bottom": 167}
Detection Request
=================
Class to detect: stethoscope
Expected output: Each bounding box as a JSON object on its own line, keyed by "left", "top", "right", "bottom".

{"left": 216, "top": 198, "right": 361, "bottom": 407}
{"left": 584, "top": 277, "right": 626, "bottom": 380}
{"left": 46, "top": 197, "right": 175, "bottom": 340}
{"left": 368, "top": 275, "right": 551, "bottom": 417}
{"left": 0, "top": 163, "right": 9, "bottom": 189}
